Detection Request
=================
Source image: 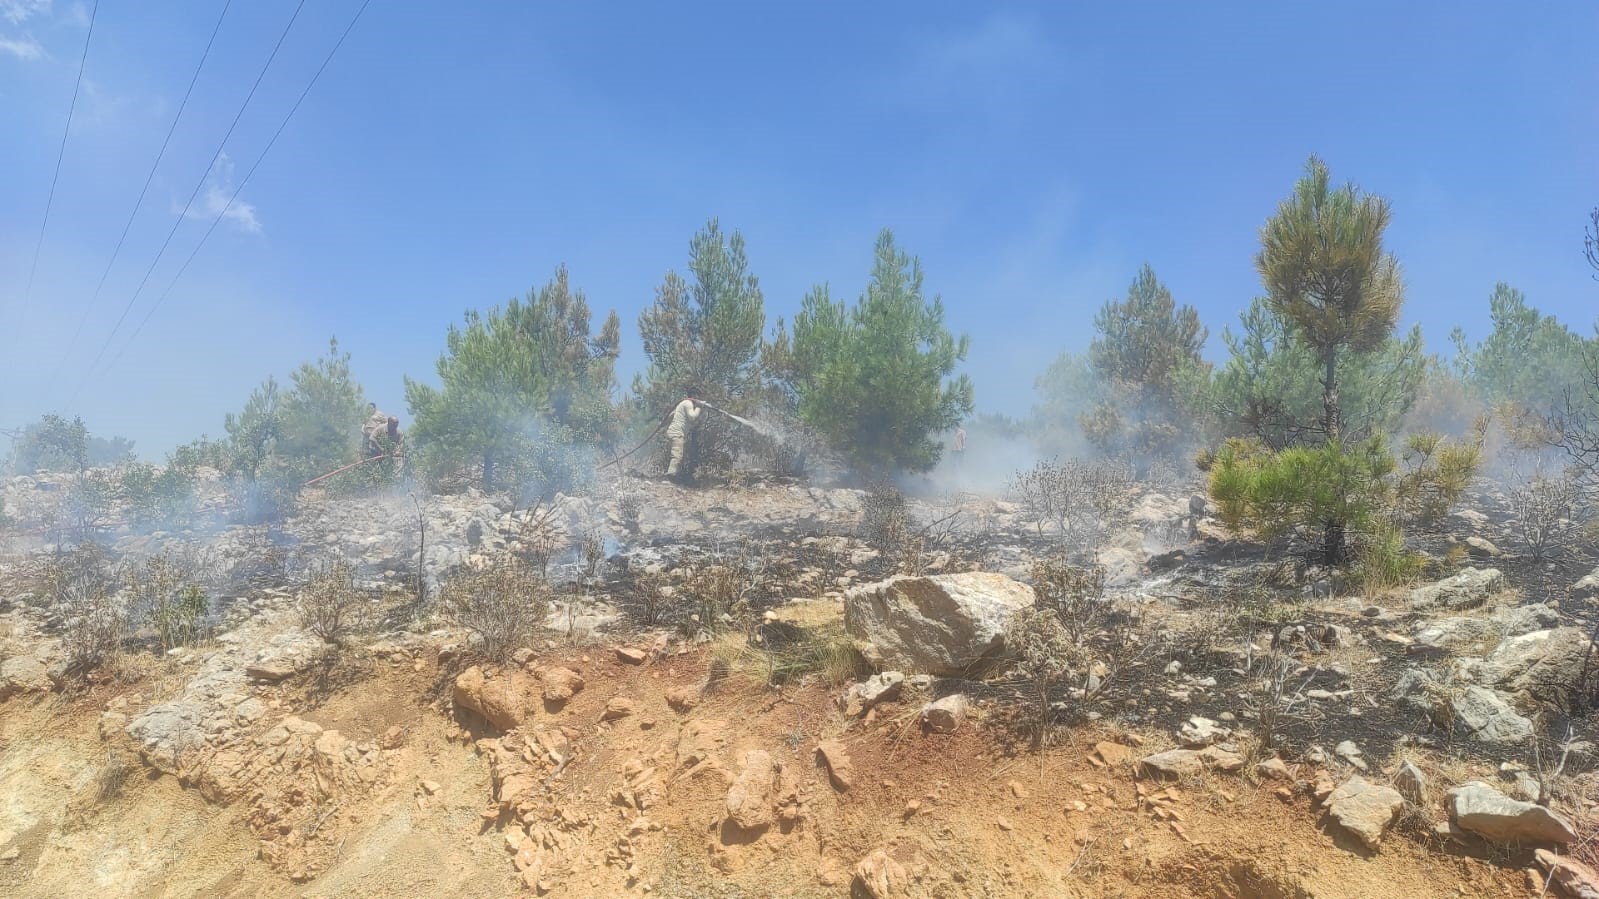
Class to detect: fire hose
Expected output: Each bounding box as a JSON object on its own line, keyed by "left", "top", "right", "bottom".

{"left": 303, "top": 452, "right": 404, "bottom": 487}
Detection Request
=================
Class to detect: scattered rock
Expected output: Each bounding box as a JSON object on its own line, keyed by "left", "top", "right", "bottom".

{"left": 0, "top": 652, "right": 51, "bottom": 699}
{"left": 1255, "top": 758, "right": 1291, "bottom": 781}
{"left": 1178, "top": 715, "right": 1230, "bottom": 748}
{"left": 1448, "top": 781, "right": 1577, "bottom": 845}
{"left": 615, "top": 647, "right": 648, "bottom": 665}
{"left": 452, "top": 666, "right": 527, "bottom": 731}
{"left": 601, "top": 697, "right": 636, "bottom": 722}
{"left": 1334, "top": 741, "right": 1368, "bottom": 772}
{"left": 1394, "top": 761, "right": 1427, "bottom": 804}
{"left": 1464, "top": 536, "right": 1501, "bottom": 560}
{"left": 725, "top": 749, "right": 780, "bottom": 831}
{"left": 844, "top": 572, "right": 1034, "bottom": 675}
{"left": 1093, "top": 741, "right": 1136, "bottom": 768}
{"left": 665, "top": 685, "right": 699, "bottom": 713}
{"left": 1478, "top": 628, "right": 1592, "bottom": 704}
{"left": 1137, "top": 746, "right": 1244, "bottom": 780}
{"left": 1408, "top": 568, "right": 1504, "bottom": 610}
{"left": 815, "top": 740, "right": 853, "bottom": 792}
{"left": 852, "top": 849, "right": 909, "bottom": 899}
{"left": 1570, "top": 567, "right": 1599, "bottom": 603}
{"left": 1453, "top": 686, "right": 1535, "bottom": 745}
{"left": 540, "top": 667, "right": 585, "bottom": 705}
{"left": 843, "top": 672, "right": 905, "bottom": 717}
{"left": 244, "top": 661, "right": 298, "bottom": 683}
{"left": 921, "top": 694, "right": 969, "bottom": 733}
{"left": 1535, "top": 848, "right": 1599, "bottom": 899}
{"left": 1324, "top": 776, "right": 1404, "bottom": 850}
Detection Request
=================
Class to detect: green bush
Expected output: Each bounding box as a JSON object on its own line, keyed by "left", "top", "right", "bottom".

{"left": 1209, "top": 431, "right": 1478, "bottom": 574}
{"left": 785, "top": 230, "right": 973, "bottom": 476}
{"left": 406, "top": 267, "right": 618, "bottom": 494}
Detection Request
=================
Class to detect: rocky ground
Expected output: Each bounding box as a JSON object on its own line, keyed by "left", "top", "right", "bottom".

{"left": 0, "top": 468, "right": 1596, "bottom": 898}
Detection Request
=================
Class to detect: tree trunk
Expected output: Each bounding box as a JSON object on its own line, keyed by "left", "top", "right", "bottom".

{"left": 1322, "top": 346, "right": 1340, "bottom": 442}
{"left": 1320, "top": 347, "right": 1346, "bottom": 565}
{"left": 482, "top": 451, "right": 495, "bottom": 492}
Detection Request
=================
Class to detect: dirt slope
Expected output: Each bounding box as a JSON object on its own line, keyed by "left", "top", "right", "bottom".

{"left": 0, "top": 638, "right": 1534, "bottom": 899}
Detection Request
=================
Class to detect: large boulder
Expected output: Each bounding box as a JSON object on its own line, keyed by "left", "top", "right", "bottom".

{"left": 452, "top": 666, "right": 530, "bottom": 732}
{"left": 1408, "top": 568, "right": 1504, "bottom": 610}
{"left": 1324, "top": 776, "right": 1404, "bottom": 850}
{"left": 1452, "top": 686, "right": 1534, "bottom": 745}
{"left": 844, "top": 573, "right": 1034, "bottom": 675}
{"left": 1448, "top": 781, "right": 1577, "bottom": 845}
{"left": 1477, "top": 628, "right": 1592, "bottom": 704}
{"left": 1390, "top": 670, "right": 1535, "bottom": 745}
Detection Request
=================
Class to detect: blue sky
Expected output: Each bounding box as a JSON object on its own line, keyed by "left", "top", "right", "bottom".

{"left": 3, "top": 0, "right": 1596, "bottom": 456}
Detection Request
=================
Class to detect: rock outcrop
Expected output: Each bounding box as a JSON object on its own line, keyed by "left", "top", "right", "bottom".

{"left": 1324, "top": 776, "right": 1404, "bottom": 850}
{"left": 844, "top": 573, "right": 1033, "bottom": 675}
{"left": 1448, "top": 781, "right": 1577, "bottom": 845}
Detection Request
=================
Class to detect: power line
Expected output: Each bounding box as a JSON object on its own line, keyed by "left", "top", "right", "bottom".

{"left": 56, "top": 0, "right": 234, "bottom": 367}
{"left": 76, "top": 0, "right": 308, "bottom": 383}
{"left": 15, "top": 0, "right": 99, "bottom": 334}
{"left": 91, "top": 0, "right": 375, "bottom": 385}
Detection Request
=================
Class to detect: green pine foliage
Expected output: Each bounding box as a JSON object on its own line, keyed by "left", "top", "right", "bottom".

{"left": 221, "top": 338, "right": 368, "bottom": 517}
{"left": 633, "top": 219, "right": 767, "bottom": 416}
{"left": 786, "top": 229, "right": 974, "bottom": 476}
{"left": 1256, "top": 155, "right": 1404, "bottom": 441}
{"left": 1455, "top": 283, "right": 1592, "bottom": 416}
{"left": 1212, "top": 298, "right": 1425, "bottom": 449}
{"left": 1080, "top": 264, "right": 1211, "bottom": 460}
{"left": 405, "top": 266, "right": 620, "bottom": 496}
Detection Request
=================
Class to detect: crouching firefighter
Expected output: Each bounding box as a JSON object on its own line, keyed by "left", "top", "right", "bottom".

{"left": 665, "top": 396, "right": 702, "bottom": 481}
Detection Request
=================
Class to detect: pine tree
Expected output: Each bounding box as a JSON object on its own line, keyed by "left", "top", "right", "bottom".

{"left": 1256, "top": 156, "right": 1403, "bottom": 441}
{"left": 1081, "top": 264, "right": 1209, "bottom": 459}
{"left": 634, "top": 219, "right": 766, "bottom": 416}
{"left": 405, "top": 267, "right": 619, "bottom": 494}
{"left": 788, "top": 229, "right": 974, "bottom": 475}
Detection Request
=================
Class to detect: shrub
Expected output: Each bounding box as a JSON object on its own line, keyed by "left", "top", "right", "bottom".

{"left": 1393, "top": 427, "right": 1484, "bottom": 532}
{"left": 441, "top": 556, "right": 551, "bottom": 661}
{"left": 128, "top": 550, "right": 214, "bottom": 652}
{"left": 47, "top": 547, "right": 128, "bottom": 677}
{"left": 120, "top": 462, "right": 199, "bottom": 531}
{"left": 297, "top": 562, "right": 368, "bottom": 646}
{"left": 1208, "top": 432, "right": 1477, "bottom": 568}
{"left": 1009, "top": 457, "right": 1132, "bottom": 556}
{"left": 1506, "top": 465, "right": 1587, "bottom": 563}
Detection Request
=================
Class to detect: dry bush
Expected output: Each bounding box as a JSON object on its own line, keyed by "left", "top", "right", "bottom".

{"left": 1245, "top": 653, "right": 1298, "bottom": 755}
{"left": 1005, "top": 605, "right": 1082, "bottom": 750}
{"left": 681, "top": 542, "right": 768, "bottom": 639}
{"left": 47, "top": 546, "right": 129, "bottom": 678}
{"left": 1506, "top": 465, "right": 1587, "bottom": 562}
{"left": 859, "top": 482, "right": 914, "bottom": 554}
{"left": 297, "top": 562, "right": 369, "bottom": 646}
{"left": 1003, "top": 581, "right": 1160, "bottom": 751}
{"left": 128, "top": 548, "right": 214, "bottom": 653}
{"left": 1030, "top": 558, "right": 1108, "bottom": 645}
{"left": 627, "top": 569, "right": 670, "bottom": 627}
{"left": 95, "top": 749, "right": 136, "bottom": 803}
{"left": 616, "top": 491, "right": 644, "bottom": 537}
{"left": 1009, "top": 457, "right": 1133, "bottom": 557}
{"left": 441, "top": 555, "right": 551, "bottom": 661}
